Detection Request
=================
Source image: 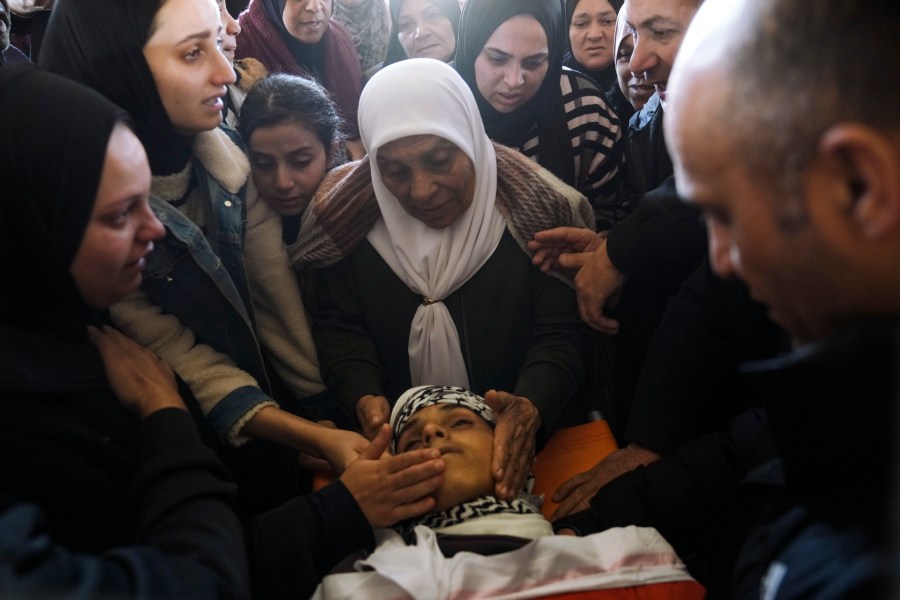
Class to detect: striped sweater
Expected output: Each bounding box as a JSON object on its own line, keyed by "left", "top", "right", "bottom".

{"left": 517, "top": 68, "right": 624, "bottom": 230}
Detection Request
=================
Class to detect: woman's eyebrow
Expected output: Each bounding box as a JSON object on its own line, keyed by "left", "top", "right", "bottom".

{"left": 176, "top": 29, "right": 213, "bottom": 45}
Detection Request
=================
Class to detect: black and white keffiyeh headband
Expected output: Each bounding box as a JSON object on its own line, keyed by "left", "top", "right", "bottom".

{"left": 390, "top": 385, "right": 496, "bottom": 453}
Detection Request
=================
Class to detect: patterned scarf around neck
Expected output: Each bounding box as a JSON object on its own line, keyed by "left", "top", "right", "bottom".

{"left": 396, "top": 495, "right": 542, "bottom": 536}
{"left": 288, "top": 142, "right": 594, "bottom": 286}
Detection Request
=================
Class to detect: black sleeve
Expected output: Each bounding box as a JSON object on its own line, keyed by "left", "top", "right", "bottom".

{"left": 605, "top": 177, "right": 707, "bottom": 278}
{"left": 0, "top": 408, "right": 250, "bottom": 600}
{"left": 553, "top": 407, "right": 773, "bottom": 562}
{"left": 246, "top": 479, "right": 375, "bottom": 600}
{"left": 624, "top": 259, "right": 785, "bottom": 453}
{"left": 313, "top": 255, "right": 388, "bottom": 422}
{"left": 514, "top": 267, "right": 592, "bottom": 438}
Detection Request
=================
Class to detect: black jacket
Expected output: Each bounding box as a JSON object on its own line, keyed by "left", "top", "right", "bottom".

{"left": 0, "top": 324, "right": 250, "bottom": 599}
{"left": 558, "top": 320, "right": 898, "bottom": 599}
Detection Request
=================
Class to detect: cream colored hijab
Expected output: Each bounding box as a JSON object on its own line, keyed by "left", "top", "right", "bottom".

{"left": 360, "top": 58, "right": 507, "bottom": 388}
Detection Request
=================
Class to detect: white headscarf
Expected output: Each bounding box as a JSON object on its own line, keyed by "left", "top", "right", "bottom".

{"left": 359, "top": 58, "right": 507, "bottom": 389}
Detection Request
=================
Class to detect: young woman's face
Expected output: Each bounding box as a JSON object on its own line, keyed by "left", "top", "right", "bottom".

{"left": 248, "top": 120, "right": 330, "bottom": 216}
{"left": 615, "top": 30, "right": 652, "bottom": 110}
{"left": 614, "top": 9, "right": 653, "bottom": 110}
{"left": 376, "top": 134, "right": 476, "bottom": 229}
{"left": 143, "top": 0, "right": 236, "bottom": 135}
{"left": 70, "top": 125, "right": 165, "bottom": 309}
{"left": 569, "top": 0, "right": 617, "bottom": 71}
{"left": 474, "top": 14, "right": 549, "bottom": 114}
{"left": 283, "top": 0, "right": 333, "bottom": 45}
{"left": 396, "top": 0, "right": 456, "bottom": 62}
{"left": 216, "top": 0, "right": 241, "bottom": 64}
{"left": 396, "top": 404, "right": 495, "bottom": 512}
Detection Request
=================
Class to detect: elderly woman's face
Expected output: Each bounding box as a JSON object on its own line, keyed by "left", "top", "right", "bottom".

{"left": 397, "top": 0, "right": 456, "bottom": 62}
{"left": 396, "top": 404, "right": 495, "bottom": 512}
{"left": 474, "top": 14, "right": 549, "bottom": 114}
{"left": 376, "top": 134, "right": 476, "bottom": 229}
{"left": 70, "top": 125, "right": 165, "bottom": 309}
{"left": 283, "top": 0, "right": 333, "bottom": 45}
{"left": 569, "top": 0, "right": 617, "bottom": 71}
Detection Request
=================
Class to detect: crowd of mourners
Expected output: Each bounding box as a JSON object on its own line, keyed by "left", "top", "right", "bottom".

{"left": 1, "top": 0, "right": 898, "bottom": 598}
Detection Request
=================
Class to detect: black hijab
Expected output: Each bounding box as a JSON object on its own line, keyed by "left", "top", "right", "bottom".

{"left": 40, "top": 0, "right": 193, "bottom": 176}
{"left": 454, "top": 0, "right": 573, "bottom": 186}
{"left": 0, "top": 67, "right": 128, "bottom": 340}
{"left": 563, "top": 0, "right": 622, "bottom": 94}
{"left": 382, "top": 0, "right": 461, "bottom": 67}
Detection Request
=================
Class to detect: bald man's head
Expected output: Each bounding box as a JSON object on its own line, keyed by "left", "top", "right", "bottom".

{"left": 664, "top": 0, "right": 900, "bottom": 343}
{"left": 670, "top": 0, "right": 900, "bottom": 191}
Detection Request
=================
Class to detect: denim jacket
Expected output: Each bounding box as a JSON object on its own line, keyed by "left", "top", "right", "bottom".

{"left": 115, "top": 127, "right": 276, "bottom": 442}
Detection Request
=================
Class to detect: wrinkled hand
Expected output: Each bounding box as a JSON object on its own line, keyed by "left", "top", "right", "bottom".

{"left": 527, "top": 227, "right": 603, "bottom": 273}
{"left": 87, "top": 325, "right": 184, "bottom": 420}
{"left": 484, "top": 390, "right": 540, "bottom": 501}
{"left": 340, "top": 424, "right": 445, "bottom": 528}
{"left": 561, "top": 240, "right": 626, "bottom": 334}
{"left": 550, "top": 443, "right": 661, "bottom": 521}
{"left": 357, "top": 395, "right": 391, "bottom": 441}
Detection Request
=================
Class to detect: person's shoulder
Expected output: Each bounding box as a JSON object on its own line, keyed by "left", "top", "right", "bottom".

{"left": 560, "top": 66, "right": 604, "bottom": 94}
{"left": 559, "top": 67, "right": 612, "bottom": 112}
{"left": 628, "top": 93, "right": 663, "bottom": 131}
{"left": 328, "top": 18, "right": 356, "bottom": 46}
{"left": 559, "top": 67, "right": 616, "bottom": 128}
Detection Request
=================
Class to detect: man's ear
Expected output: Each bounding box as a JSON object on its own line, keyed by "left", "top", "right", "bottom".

{"left": 819, "top": 124, "right": 900, "bottom": 240}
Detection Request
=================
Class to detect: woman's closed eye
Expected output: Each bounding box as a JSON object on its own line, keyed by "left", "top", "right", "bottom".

{"left": 522, "top": 56, "right": 547, "bottom": 71}
{"left": 378, "top": 157, "right": 413, "bottom": 181}
{"left": 251, "top": 158, "right": 274, "bottom": 170}
{"left": 184, "top": 46, "right": 203, "bottom": 61}
{"left": 424, "top": 150, "right": 453, "bottom": 170}
{"left": 424, "top": 9, "right": 444, "bottom": 24}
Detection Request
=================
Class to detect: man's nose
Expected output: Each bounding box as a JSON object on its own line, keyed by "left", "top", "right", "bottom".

{"left": 628, "top": 34, "right": 656, "bottom": 79}
{"left": 422, "top": 422, "right": 447, "bottom": 447}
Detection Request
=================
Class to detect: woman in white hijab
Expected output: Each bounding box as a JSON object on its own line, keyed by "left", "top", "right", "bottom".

{"left": 294, "top": 58, "right": 594, "bottom": 500}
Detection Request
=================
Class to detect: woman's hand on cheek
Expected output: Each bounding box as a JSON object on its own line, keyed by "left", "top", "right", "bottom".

{"left": 484, "top": 390, "right": 540, "bottom": 501}
{"left": 340, "top": 424, "right": 446, "bottom": 528}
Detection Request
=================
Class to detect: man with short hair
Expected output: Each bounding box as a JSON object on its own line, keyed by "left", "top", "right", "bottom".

{"left": 664, "top": 0, "right": 899, "bottom": 595}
